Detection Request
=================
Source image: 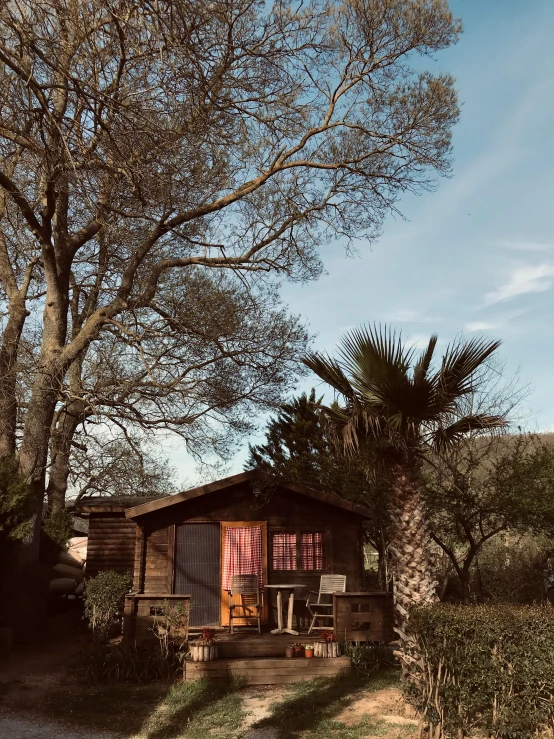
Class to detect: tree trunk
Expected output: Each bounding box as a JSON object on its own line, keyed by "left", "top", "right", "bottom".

{"left": 18, "top": 357, "right": 65, "bottom": 559}
{"left": 389, "top": 461, "right": 438, "bottom": 639}
{"left": 460, "top": 574, "right": 471, "bottom": 606}
{"left": 46, "top": 400, "right": 87, "bottom": 515}
{"left": 0, "top": 300, "right": 27, "bottom": 457}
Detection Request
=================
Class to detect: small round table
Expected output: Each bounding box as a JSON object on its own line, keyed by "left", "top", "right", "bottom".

{"left": 266, "top": 583, "right": 306, "bottom": 635}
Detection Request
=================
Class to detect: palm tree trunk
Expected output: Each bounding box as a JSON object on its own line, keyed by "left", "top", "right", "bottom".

{"left": 388, "top": 461, "right": 438, "bottom": 638}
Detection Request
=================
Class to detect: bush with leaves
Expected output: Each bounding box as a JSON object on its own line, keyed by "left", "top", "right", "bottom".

{"left": 404, "top": 604, "right": 554, "bottom": 739}
{"left": 84, "top": 570, "right": 132, "bottom": 644}
{"left": 0, "top": 455, "right": 36, "bottom": 542}
{"left": 471, "top": 534, "right": 551, "bottom": 604}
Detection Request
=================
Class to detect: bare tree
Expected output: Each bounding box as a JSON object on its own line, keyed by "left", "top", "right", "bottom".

{"left": 46, "top": 270, "right": 309, "bottom": 514}
{"left": 0, "top": 0, "right": 461, "bottom": 557}
{"left": 66, "top": 432, "right": 178, "bottom": 505}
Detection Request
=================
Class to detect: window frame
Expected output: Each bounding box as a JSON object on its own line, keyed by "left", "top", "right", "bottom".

{"left": 270, "top": 528, "right": 329, "bottom": 573}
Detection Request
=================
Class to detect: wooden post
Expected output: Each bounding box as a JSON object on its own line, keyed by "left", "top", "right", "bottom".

{"left": 277, "top": 589, "right": 283, "bottom": 631}
{"left": 286, "top": 592, "right": 295, "bottom": 631}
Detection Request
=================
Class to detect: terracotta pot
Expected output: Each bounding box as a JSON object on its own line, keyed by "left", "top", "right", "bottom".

{"left": 285, "top": 645, "right": 294, "bottom": 659}
{"left": 293, "top": 643, "right": 303, "bottom": 657}
{"left": 304, "top": 648, "right": 314, "bottom": 658}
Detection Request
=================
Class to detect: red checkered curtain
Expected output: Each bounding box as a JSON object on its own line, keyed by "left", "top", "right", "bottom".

{"left": 272, "top": 533, "right": 297, "bottom": 570}
{"left": 300, "top": 532, "right": 324, "bottom": 570}
{"left": 222, "top": 526, "right": 263, "bottom": 590}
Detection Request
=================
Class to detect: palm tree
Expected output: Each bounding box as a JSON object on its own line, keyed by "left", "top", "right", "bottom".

{"left": 303, "top": 325, "right": 506, "bottom": 638}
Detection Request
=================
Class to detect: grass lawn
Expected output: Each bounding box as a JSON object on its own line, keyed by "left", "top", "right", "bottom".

{"left": 39, "top": 669, "right": 414, "bottom": 739}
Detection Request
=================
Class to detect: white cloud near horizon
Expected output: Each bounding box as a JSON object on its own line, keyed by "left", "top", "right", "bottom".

{"left": 484, "top": 263, "right": 554, "bottom": 305}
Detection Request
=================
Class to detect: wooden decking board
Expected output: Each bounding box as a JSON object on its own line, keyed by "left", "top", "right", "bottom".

{"left": 184, "top": 656, "right": 351, "bottom": 684}
{"left": 199, "top": 631, "right": 315, "bottom": 659}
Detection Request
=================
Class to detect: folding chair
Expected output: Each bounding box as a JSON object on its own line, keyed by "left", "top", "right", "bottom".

{"left": 306, "top": 574, "right": 346, "bottom": 635}
{"left": 227, "top": 574, "right": 263, "bottom": 634}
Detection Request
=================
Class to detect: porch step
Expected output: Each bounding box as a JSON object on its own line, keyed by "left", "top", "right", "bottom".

{"left": 183, "top": 656, "right": 351, "bottom": 685}
{"left": 216, "top": 633, "right": 307, "bottom": 659}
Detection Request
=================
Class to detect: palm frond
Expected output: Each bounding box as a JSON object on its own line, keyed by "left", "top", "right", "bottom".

{"left": 430, "top": 414, "right": 508, "bottom": 451}
{"left": 339, "top": 324, "right": 413, "bottom": 380}
{"left": 302, "top": 351, "right": 355, "bottom": 400}
{"left": 432, "top": 336, "right": 501, "bottom": 404}
{"left": 413, "top": 335, "right": 438, "bottom": 385}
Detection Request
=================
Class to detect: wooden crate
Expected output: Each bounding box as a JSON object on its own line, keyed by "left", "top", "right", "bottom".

{"left": 184, "top": 656, "right": 351, "bottom": 684}
{"left": 333, "top": 592, "right": 394, "bottom": 642}
{"left": 124, "top": 593, "right": 191, "bottom": 643}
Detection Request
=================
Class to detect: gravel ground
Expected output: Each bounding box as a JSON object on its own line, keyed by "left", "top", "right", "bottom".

{"left": 0, "top": 715, "right": 121, "bottom": 739}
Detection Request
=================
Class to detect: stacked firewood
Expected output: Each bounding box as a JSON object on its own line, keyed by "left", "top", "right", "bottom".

{"left": 49, "top": 536, "right": 88, "bottom": 595}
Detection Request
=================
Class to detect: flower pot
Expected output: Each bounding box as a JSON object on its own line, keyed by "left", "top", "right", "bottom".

{"left": 285, "top": 645, "right": 295, "bottom": 659}
{"left": 293, "top": 643, "right": 303, "bottom": 657}
{"left": 190, "top": 643, "right": 218, "bottom": 661}
{"left": 305, "top": 648, "right": 314, "bottom": 658}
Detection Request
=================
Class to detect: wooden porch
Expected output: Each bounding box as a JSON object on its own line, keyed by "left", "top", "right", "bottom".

{"left": 184, "top": 655, "right": 352, "bottom": 684}
{"left": 192, "top": 629, "right": 316, "bottom": 659}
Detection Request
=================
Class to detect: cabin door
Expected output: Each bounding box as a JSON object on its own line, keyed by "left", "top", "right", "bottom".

{"left": 221, "top": 522, "right": 269, "bottom": 627}
{"left": 174, "top": 523, "right": 221, "bottom": 627}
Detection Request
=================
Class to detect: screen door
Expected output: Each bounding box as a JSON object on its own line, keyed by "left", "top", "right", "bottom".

{"left": 174, "top": 523, "right": 221, "bottom": 627}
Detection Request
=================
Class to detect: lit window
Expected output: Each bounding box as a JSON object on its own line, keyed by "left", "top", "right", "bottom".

{"left": 271, "top": 531, "right": 325, "bottom": 571}
{"left": 271, "top": 532, "right": 297, "bottom": 570}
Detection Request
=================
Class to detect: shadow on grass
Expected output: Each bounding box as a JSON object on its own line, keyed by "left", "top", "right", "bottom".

{"left": 43, "top": 677, "right": 246, "bottom": 738}
{"left": 250, "top": 669, "right": 400, "bottom": 739}
{"left": 138, "top": 677, "right": 246, "bottom": 739}
{"left": 43, "top": 681, "right": 169, "bottom": 735}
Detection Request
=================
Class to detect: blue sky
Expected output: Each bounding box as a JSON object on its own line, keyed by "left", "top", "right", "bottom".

{"left": 171, "top": 0, "right": 554, "bottom": 485}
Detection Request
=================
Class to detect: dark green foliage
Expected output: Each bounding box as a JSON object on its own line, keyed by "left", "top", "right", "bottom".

{"left": 85, "top": 641, "right": 188, "bottom": 683}
{"left": 247, "top": 390, "right": 336, "bottom": 488}
{"left": 40, "top": 509, "right": 74, "bottom": 564}
{"left": 341, "top": 641, "right": 397, "bottom": 675}
{"left": 472, "top": 535, "right": 551, "bottom": 604}
{"left": 0, "top": 455, "right": 36, "bottom": 542}
{"left": 84, "top": 570, "right": 132, "bottom": 643}
{"left": 404, "top": 604, "right": 554, "bottom": 738}
{"left": 246, "top": 390, "right": 391, "bottom": 584}
{"left": 426, "top": 434, "right": 554, "bottom": 602}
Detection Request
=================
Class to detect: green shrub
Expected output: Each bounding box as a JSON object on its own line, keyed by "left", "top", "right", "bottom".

{"left": 341, "top": 641, "right": 396, "bottom": 674}
{"left": 42, "top": 509, "right": 74, "bottom": 550}
{"left": 404, "top": 604, "right": 554, "bottom": 739}
{"left": 85, "top": 641, "right": 187, "bottom": 683}
{"left": 472, "top": 534, "right": 550, "bottom": 604}
{"left": 0, "top": 456, "right": 36, "bottom": 542}
{"left": 84, "top": 570, "right": 132, "bottom": 644}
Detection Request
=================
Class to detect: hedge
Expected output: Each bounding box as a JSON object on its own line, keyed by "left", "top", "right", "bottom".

{"left": 404, "top": 604, "right": 554, "bottom": 739}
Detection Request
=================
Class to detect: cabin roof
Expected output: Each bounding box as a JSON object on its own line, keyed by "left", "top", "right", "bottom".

{"left": 75, "top": 496, "right": 158, "bottom": 513}
{"left": 124, "top": 470, "right": 373, "bottom": 520}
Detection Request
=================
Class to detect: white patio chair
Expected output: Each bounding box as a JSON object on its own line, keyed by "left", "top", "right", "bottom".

{"left": 306, "top": 574, "right": 347, "bottom": 635}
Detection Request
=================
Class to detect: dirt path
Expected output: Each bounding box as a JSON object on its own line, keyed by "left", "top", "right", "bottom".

{"left": 0, "top": 715, "right": 119, "bottom": 739}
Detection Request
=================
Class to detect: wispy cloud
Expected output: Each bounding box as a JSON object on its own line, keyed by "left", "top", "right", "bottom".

{"left": 464, "top": 321, "right": 498, "bottom": 332}
{"left": 499, "top": 240, "right": 552, "bottom": 253}
{"left": 484, "top": 263, "right": 554, "bottom": 305}
{"left": 384, "top": 309, "right": 439, "bottom": 324}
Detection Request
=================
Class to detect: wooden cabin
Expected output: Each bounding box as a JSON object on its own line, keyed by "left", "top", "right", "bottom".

{"left": 122, "top": 471, "right": 372, "bottom": 641}
{"left": 77, "top": 472, "right": 395, "bottom": 648}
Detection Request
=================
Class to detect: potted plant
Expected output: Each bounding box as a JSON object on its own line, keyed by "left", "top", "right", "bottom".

{"left": 304, "top": 644, "right": 314, "bottom": 658}
{"left": 190, "top": 628, "right": 218, "bottom": 662}
{"left": 293, "top": 642, "right": 304, "bottom": 657}
{"left": 285, "top": 644, "right": 295, "bottom": 659}
{"left": 314, "top": 630, "right": 341, "bottom": 657}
